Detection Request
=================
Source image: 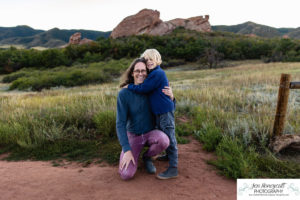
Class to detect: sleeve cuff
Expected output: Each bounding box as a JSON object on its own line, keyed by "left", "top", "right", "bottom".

{"left": 122, "top": 144, "right": 131, "bottom": 153}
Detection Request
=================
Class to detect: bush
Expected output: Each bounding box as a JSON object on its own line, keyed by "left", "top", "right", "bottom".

{"left": 254, "top": 153, "right": 300, "bottom": 178}
{"left": 2, "top": 72, "right": 27, "bottom": 83}
{"left": 8, "top": 70, "right": 109, "bottom": 91}
{"left": 0, "top": 108, "right": 120, "bottom": 163}
{"left": 87, "top": 109, "right": 121, "bottom": 164}
{"left": 176, "top": 134, "right": 190, "bottom": 144}
{"left": 194, "top": 121, "right": 222, "bottom": 152}
{"left": 2, "top": 29, "right": 300, "bottom": 75}
{"left": 6, "top": 59, "right": 130, "bottom": 91}
{"left": 208, "top": 135, "right": 300, "bottom": 179}
{"left": 93, "top": 110, "right": 117, "bottom": 140}
{"left": 99, "top": 140, "right": 121, "bottom": 164}
{"left": 210, "top": 136, "right": 258, "bottom": 178}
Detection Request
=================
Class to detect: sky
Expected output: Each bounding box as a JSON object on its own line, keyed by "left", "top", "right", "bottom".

{"left": 0, "top": 0, "right": 299, "bottom": 31}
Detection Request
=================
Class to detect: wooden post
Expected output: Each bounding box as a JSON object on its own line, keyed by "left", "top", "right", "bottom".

{"left": 272, "top": 74, "right": 291, "bottom": 137}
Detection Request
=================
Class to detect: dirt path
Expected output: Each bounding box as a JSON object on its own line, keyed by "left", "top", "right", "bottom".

{"left": 0, "top": 139, "right": 236, "bottom": 200}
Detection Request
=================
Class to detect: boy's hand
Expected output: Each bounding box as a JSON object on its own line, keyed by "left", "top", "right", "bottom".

{"left": 123, "top": 84, "right": 128, "bottom": 88}
{"left": 162, "top": 86, "right": 174, "bottom": 100}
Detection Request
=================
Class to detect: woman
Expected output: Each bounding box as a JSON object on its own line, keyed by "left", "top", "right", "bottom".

{"left": 116, "top": 58, "right": 174, "bottom": 180}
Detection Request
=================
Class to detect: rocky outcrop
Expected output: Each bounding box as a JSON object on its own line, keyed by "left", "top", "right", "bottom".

{"left": 282, "top": 35, "right": 290, "bottom": 39}
{"left": 110, "top": 9, "right": 161, "bottom": 38}
{"left": 68, "top": 32, "right": 93, "bottom": 45}
{"left": 110, "top": 9, "right": 211, "bottom": 38}
{"left": 169, "top": 16, "right": 211, "bottom": 32}
{"left": 245, "top": 33, "right": 257, "bottom": 38}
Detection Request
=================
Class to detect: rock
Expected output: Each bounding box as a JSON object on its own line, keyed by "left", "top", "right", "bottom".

{"left": 282, "top": 34, "right": 289, "bottom": 39}
{"left": 79, "top": 38, "right": 93, "bottom": 45}
{"left": 245, "top": 33, "right": 257, "bottom": 37}
{"left": 269, "top": 134, "right": 300, "bottom": 153}
{"left": 68, "top": 32, "right": 94, "bottom": 45}
{"left": 69, "top": 32, "right": 82, "bottom": 45}
{"left": 148, "top": 21, "right": 175, "bottom": 35}
{"left": 110, "top": 9, "right": 211, "bottom": 38}
{"left": 110, "top": 9, "right": 162, "bottom": 38}
{"left": 169, "top": 15, "right": 211, "bottom": 32}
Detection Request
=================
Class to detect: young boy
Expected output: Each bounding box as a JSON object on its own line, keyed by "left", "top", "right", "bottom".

{"left": 126, "top": 49, "right": 178, "bottom": 179}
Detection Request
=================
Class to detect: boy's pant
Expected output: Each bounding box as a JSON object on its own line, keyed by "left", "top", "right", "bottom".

{"left": 119, "top": 129, "right": 169, "bottom": 180}
{"left": 155, "top": 111, "right": 178, "bottom": 168}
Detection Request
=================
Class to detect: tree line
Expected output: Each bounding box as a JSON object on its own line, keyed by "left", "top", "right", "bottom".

{"left": 1, "top": 28, "right": 300, "bottom": 74}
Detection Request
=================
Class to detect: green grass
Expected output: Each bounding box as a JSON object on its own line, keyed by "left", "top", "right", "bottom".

{"left": 1, "top": 61, "right": 300, "bottom": 178}
{"left": 2, "top": 59, "right": 131, "bottom": 91}
{"left": 209, "top": 136, "right": 300, "bottom": 178}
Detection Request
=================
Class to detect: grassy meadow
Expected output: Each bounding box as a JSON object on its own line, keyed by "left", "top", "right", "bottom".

{"left": 1, "top": 61, "right": 300, "bottom": 177}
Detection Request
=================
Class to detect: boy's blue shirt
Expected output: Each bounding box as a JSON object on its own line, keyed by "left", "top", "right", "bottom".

{"left": 128, "top": 65, "right": 175, "bottom": 115}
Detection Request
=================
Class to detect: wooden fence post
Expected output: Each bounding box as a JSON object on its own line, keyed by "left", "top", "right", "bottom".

{"left": 272, "top": 74, "right": 291, "bottom": 137}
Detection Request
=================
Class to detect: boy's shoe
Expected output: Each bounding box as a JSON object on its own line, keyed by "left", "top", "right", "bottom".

{"left": 143, "top": 156, "right": 156, "bottom": 174}
{"left": 156, "top": 167, "right": 178, "bottom": 179}
{"left": 156, "top": 154, "right": 169, "bottom": 161}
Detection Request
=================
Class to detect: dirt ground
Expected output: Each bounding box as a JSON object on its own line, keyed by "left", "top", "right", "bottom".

{"left": 0, "top": 139, "right": 236, "bottom": 200}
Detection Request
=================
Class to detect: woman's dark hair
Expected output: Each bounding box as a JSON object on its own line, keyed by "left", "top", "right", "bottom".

{"left": 119, "top": 57, "right": 148, "bottom": 88}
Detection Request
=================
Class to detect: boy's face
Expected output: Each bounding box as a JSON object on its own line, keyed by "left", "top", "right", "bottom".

{"left": 145, "top": 57, "right": 157, "bottom": 70}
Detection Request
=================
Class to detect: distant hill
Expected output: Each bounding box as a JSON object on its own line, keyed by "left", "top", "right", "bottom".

{"left": 0, "top": 26, "right": 111, "bottom": 48}
{"left": 212, "top": 21, "right": 300, "bottom": 39}
{"left": 2, "top": 22, "right": 300, "bottom": 49}
{"left": 0, "top": 25, "right": 44, "bottom": 40}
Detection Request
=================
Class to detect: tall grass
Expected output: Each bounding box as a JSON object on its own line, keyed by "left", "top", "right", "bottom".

{"left": 1, "top": 61, "right": 300, "bottom": 176}
{"left": 0, "top": 83, "right": 120, "bottom": 162}
{"left": 170, "top": 62, "right": 300, "bottom": 178}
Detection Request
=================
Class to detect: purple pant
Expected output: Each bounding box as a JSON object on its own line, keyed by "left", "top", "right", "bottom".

{"left": 119, "top": 129, "right": 170, "bottom": 180}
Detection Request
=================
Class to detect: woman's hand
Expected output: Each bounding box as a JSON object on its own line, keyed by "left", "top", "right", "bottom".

{"left": 162, "top": 86, "right": 174, "bottom": 100}
{"left": 120, "top": 150, "right": 135, "bottom": 171}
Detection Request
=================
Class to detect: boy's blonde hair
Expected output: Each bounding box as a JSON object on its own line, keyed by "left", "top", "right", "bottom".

{"left": 141, "top": 49, "right": 162, "bottom": 66}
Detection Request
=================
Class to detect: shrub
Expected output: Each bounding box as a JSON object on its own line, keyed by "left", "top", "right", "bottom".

{"left": 99, "top": 141, "right": 121, "bottom": 164}
{"left": 176, "top": 134, "right": 190, "bottom": 144}
{"left": 194, "top": 121, "right": 222, "bottom": 152}
{"left": 6, "top": 60, "right": 130, "bottom": 91}
{"left": 2, "top": 72, "right": 27, "bottom": 83}
{"left": 2, "top": 29, "right": 300, "bottom": 75}
{"left": 254, "top": 153, "right": 300, "bottom": 178}
{"left": 93, "top": 110, "right": 117, "bottom": 140}
{"left": 210, "top": 136, "right": 258, "bottom": 178}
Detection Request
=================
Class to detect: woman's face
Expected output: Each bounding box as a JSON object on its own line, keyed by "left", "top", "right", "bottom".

{"left": 132, "top": 62, "right": 147, "bottom": 85}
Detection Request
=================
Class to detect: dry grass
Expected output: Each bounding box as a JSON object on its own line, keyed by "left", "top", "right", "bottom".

{"left": 1, "top": 61, "right": 300, "bottom": 169}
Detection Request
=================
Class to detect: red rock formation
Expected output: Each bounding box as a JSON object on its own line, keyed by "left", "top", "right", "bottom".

{"left": 69, "top": 32, "right": 81, "bottom": 45}
{"left": 68, "top": 32, "right": 93, "bottom": 45}
{"left": 169, "top": 15, "right": 211, "bottom": 32}
{"left": 79, "top": 38, "right": 93, "bottom": 45}
{"left": 110, "top": 9, "right": 162, "bottom": 38}
{"left": 247, "top": 34, "right": 257, "bottom": 37}
{"left": 282, "top": 34, "right": 289, "bottom": 39}
{"left": 110, "top": 9, "right": 211, "bottom": 38}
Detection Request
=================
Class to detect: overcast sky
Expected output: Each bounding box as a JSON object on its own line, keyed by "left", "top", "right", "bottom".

{"left": 0, "top": 0, "right": 299, "bottom": 31}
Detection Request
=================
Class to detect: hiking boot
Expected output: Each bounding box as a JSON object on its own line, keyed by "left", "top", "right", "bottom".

{"left": 156, "top": 154, "right": 169, "bottom": 161}
{"left": 157, "top": 167, "right": 178, "bottom": 179}
{"left": 143, "top": 156, "right": 156, "bottom": 174}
